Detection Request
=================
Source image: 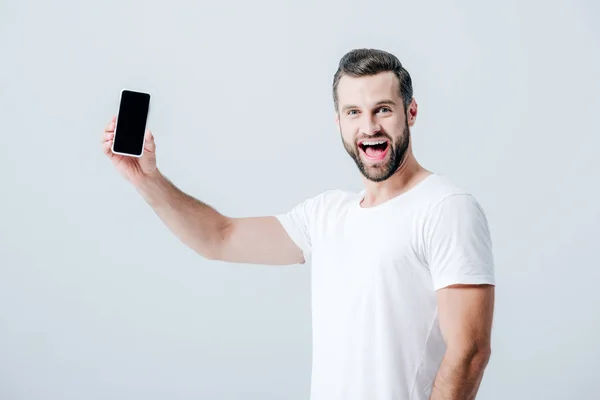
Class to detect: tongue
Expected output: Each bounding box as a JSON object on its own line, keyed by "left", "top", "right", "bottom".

{"left": 365, "top": 146, "right": 385, "bottom": 158}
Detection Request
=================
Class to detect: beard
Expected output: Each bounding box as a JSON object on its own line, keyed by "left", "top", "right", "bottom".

{"left": 341, "top": 121, "right": 410, "bottom": 182}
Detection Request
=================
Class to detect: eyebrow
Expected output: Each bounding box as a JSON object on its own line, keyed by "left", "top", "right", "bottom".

{"left": 341, "top": 99, "right": 397, "bottom": 112}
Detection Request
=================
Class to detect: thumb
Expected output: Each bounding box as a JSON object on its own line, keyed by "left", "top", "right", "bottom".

{"left": 144, "top": 129, "right": 156, "bottom": 153}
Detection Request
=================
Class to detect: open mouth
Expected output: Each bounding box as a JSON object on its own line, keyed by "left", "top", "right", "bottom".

{"left": 358, "top": 139, "right": 390, "bottom": 161}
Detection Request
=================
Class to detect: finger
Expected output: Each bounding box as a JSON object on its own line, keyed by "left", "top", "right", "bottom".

{"left": 104, "top": 119, "right": 116, "bottom": 133}
{"left": 103, "top": 140, "right": 113, "bottom": 155}
{"left": 102, "top": 131, "right": 114, "bottom": 143}
{"left": 144, "top": 129, "right": 156, "bottom": 153}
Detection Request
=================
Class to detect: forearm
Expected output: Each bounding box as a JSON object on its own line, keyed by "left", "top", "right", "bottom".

{"left": 429, "top": 349, "right": 490, "bottom": 400}
{"left": 136, "top": 171, "right": 228, "bottom": 259}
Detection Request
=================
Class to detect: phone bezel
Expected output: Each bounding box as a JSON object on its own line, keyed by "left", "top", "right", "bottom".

{"left": 111, "top": 88, "right": 152, "bottom": 158}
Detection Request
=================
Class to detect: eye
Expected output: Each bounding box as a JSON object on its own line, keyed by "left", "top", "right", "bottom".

{"left": 377, "top": 107, "right": 391, "bottom": 114}
{"left": 347, "top": 109, "right": 359, "bottom": 116}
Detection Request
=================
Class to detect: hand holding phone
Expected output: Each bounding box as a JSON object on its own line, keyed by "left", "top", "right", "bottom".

{"left": 101, "top": 89, "right": 158, "bottom": 186}
{"left": 113, "top": 89, "right": 151, "bottom": 157}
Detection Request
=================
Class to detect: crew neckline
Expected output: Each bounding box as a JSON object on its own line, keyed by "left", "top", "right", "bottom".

{"left": 355, "top": 172, "right": 438, "bottom": 211}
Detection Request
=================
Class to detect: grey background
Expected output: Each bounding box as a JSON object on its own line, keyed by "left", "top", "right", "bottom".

{"left": 1, "top": 0, "right": 598, "bottom": 399}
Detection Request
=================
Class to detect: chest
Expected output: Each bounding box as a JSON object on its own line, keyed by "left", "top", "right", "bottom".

{"left": 310, "top": 208, "right": 427, "bottom": 285}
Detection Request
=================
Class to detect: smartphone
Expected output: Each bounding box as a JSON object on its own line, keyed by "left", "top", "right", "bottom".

{"left": 112, "top": 89, "right": 151, "bottom": 158}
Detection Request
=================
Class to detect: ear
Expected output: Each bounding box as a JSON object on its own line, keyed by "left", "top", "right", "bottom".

{"left": 407, "top": 98, "right": 418, "bottom": 127}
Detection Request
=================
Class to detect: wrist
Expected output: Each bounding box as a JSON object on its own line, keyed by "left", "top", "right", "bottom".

{"left": 135, "top": 170, "right": 168, "bottom": 204}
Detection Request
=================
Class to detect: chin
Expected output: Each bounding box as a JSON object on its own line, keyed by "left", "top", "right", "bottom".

{"left": 363, "top": 170, "right": 394, "bottom": 182}
{"left": 359, "top": 161, "right": 396, "bottom": 182}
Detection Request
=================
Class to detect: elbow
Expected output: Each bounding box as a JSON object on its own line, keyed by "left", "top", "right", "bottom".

{"left": 200, "top": 236, "right": 226, "bottom": 261}
{"left": 204, "top": 217, "right": 230, "bottom": 261}
{"left": 184, "top": 227, "right": 227, "bottom": 261}
{"left": 202, "top": 249, "right": 220, "bottom": 261}
{"left": 467, "top": 344, "right": 492, "bottom": 373}
{"left": 187, "top": 242, "right": 221, "bottom": 261}
{"left": 446, "top": 342, "right": 492, "bottom": 372}
{"left": 473, "top": 345, "right": 492, "bottom": 369}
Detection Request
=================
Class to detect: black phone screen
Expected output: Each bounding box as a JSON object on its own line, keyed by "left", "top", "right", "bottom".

{"left": 113, "top": 90, "right": 151, "bottom": 156}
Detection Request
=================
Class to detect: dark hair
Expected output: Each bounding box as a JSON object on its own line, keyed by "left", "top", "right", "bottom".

{"left": 332, "top": 48, "right": 413, "bottom": 112}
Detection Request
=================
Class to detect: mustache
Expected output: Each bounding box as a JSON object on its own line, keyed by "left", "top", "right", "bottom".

{"left": 355, "top": 131, "right": 391, "bottom": 142}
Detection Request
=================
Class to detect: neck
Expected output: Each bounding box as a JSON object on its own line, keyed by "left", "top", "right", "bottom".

{"left": 360, "top": 152, "right": 432, "bottom": 208}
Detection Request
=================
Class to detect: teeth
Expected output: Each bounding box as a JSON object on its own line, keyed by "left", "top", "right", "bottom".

{"left": 361, "top": 140, "right": 387, "bottom": 146}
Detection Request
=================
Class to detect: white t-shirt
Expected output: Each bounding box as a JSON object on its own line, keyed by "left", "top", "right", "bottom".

{"left": 275, "top": 173, "right": 495, "bottom": 400}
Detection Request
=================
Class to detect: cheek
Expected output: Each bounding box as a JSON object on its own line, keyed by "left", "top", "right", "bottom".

{"left": 382, "top": 120, "right": 404, "bottom": 139}
{"left": 381, "top": 118, "right": 398, "bottom": 131}
{"left": 339, "top": 123, "right": 357, "bottom": 142}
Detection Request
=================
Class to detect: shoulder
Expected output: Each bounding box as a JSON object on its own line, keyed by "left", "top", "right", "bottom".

{"left": 420, "top": 173, "right": 471, "bottom": 201}
{"left": 417, "top": 175, "right": 491, "bottom": 243}
{"left": 417, "top": 174, "right": 485, "bottom": 217}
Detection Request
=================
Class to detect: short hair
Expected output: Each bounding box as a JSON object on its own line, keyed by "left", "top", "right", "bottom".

{"left": 332, "top": 48, "right": 413, "bottom": 112}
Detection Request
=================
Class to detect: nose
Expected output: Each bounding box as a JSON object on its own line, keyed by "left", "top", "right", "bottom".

{"left": 360, "top": 116, "right": 381, "bottom": 136}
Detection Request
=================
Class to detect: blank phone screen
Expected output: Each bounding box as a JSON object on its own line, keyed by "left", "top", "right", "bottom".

{"left": 113, "top": 90, "right": 150, "bottom": 156}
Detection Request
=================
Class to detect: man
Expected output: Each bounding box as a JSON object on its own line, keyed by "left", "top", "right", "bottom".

{"left": 101, "top": 48, "right": 495, "bottom": 400}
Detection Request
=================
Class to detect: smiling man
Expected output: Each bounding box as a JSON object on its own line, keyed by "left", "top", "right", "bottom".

{"left": 102, "top": 48, "right": 495, "bottom": 400}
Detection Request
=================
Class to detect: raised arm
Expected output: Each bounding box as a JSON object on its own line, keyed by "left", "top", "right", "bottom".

{"left": 102, "top": 118, "right": 304, "bottom": 266}
{"left": 136, "top": 173, "right": 304, "bottom": 265}
{"left": 221, "top": 216, "right": 305, "bottom": 265}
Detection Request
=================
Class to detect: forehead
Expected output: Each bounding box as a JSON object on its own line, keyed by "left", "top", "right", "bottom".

{"left": 337, "top": 71, "right": 400, "bottom": 106}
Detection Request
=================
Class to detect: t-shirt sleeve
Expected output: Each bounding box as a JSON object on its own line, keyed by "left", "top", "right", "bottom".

{"left": 423, "top": 193, "right": 496, "bottom": 291}
{"left": 274, "top": 195, "right": 319, "bottom": 261}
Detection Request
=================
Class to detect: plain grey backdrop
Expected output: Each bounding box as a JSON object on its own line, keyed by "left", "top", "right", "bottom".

{"left": 1, "top": 0, "right": 599, "bottom": 399}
